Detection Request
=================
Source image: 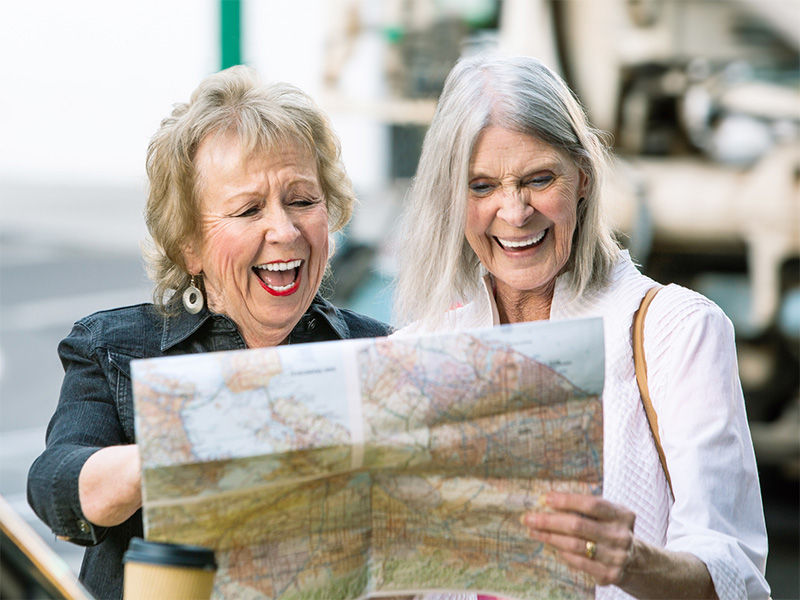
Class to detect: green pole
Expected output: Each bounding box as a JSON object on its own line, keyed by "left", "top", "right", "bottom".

{"left": 220, "top": 0, "right": 241, "bottom": 69}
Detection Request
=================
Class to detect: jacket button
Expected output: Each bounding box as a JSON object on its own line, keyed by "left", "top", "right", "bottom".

{"left": 78, "top": 519, "right": 91, "bottom": 533}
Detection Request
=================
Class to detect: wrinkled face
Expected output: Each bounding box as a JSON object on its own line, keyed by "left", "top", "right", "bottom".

{"left": 465, "top": 126, "right": 586, "bottom": 298}
{"left": 185, "top": 132, "right": 328, "bottom": 346}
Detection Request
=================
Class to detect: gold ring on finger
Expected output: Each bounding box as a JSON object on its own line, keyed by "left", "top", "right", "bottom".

{"left": 585, "top": 540, "right": 597, "bottom": 559}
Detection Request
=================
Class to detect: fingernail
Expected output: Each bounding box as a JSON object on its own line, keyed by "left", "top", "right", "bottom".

{"left": 523, "top": 513, "right": 539, "bottom": 528}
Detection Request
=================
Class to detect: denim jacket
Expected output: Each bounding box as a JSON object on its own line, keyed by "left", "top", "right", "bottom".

{"left": 27, "top": 295, "right": 391, "bottom": 600}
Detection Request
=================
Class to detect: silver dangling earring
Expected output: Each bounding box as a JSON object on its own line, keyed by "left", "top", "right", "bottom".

{"left": 182, "top": 275, "right": 204, "bottom": 314}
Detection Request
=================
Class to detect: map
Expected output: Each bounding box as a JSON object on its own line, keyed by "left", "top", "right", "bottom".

{"left": 132, "top": 317, "right": 604, "bottom": 599}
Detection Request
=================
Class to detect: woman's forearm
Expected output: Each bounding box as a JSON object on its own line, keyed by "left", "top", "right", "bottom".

{"left": 617, "top": 538, "right": 718, "bottom": 600}
{"left": 78, "top": 444, "right": 142, "bottom": 527}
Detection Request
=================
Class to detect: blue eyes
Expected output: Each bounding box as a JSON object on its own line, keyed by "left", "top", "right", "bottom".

{"left": 468, "top": 175, "right": 554, "bottom": 196}
{"left": 528, "top": 175, "right": 554, "bottom": 187}
{"left": 469, "top": 182, "right": 494, "bottom": 195}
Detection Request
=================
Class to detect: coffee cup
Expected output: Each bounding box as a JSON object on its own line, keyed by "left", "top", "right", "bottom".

{"left": 123, "top": 537, "right": 217, "bottom": 600}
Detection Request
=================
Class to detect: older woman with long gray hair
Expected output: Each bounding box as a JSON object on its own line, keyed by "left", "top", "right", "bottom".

{"left": 395, "top": 54, "right": 769, "bottom": 599}
{"left": 27, "top": 65, "right": 391, "bottom": 600}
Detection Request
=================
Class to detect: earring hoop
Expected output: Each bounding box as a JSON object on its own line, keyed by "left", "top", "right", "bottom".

{"left": 182, "top": 275, "right": 204, "bottom": 314}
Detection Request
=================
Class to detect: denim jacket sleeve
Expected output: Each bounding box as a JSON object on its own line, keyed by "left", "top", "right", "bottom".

{"left": 25, "top": 299, "right": 385, "bottom": 551}
{"left": 27, "top": 319, "right": 135, "bottom": 546}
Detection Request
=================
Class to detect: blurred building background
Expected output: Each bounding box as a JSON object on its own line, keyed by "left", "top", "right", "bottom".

{"left": 1, "top": 0, "right": 798, "bottom": 596}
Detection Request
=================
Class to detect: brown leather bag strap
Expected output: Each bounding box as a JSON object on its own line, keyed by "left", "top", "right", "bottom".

{"left": 633, "top": 285, "right": 673, "bottom": 497}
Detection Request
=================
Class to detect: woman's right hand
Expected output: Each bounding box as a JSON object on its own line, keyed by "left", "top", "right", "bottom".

{"left": 78, "top": 444, "right": 142, "bottom": 527}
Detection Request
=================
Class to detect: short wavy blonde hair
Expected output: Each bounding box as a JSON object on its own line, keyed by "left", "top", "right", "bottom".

{"left": 395, "top": 54, "right": 619, "bottom": 327}
{"left": 144, "top": 65, "right": 355, "bottom": 313}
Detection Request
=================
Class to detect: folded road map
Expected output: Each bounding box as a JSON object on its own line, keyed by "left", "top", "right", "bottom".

{"left": 132, "top": 317, "right": 604, "bottom": 599}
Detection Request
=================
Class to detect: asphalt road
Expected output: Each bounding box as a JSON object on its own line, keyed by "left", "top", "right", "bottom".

{"left": 0, "top": 181, "right": 153, "bottom": 578}
{"left": 0, "top": 181, "right": 797, "bottom": 598}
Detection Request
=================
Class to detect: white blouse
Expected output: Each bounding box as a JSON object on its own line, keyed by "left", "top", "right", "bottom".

{"left": 398, "top": 250, "right": 770, "bottom": 600}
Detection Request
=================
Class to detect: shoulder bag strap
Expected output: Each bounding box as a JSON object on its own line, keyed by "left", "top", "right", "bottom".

{"left": 633, "top": 285, "right": 673, "bottom": 497}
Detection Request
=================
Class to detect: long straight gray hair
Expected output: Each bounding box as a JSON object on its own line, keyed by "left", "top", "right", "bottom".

{"left": 394, "top": 53, "right": 619, "bottom": 327}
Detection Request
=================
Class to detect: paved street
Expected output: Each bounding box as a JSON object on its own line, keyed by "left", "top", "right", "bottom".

{"left": 1, "top": 181, "right": 797, "bottom": 598}
{"left": 0, "top": 180, "right": 153, "bottom": 576}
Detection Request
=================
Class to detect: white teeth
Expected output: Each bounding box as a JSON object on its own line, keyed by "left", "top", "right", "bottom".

{"left": 497, "top": 230, "right": 546, "bottom": 248}
{"left": 256, "top": 259, "right": 302, "bottom": 272}
{"left": 266, "top": 281, "right": 295, "bottom": 292}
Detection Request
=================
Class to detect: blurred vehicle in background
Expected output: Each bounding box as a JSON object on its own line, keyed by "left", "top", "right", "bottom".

{"left": 323, "top": 0, "right": 799, "bottom": 478}
{"left": 563, "top": 0, "right": 800, "bottom": 475}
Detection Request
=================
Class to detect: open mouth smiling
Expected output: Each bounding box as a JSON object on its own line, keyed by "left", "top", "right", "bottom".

{"left": 253, "top": 259, "right": 303, "bottom": 296}
{"left": 494, "top": 228, "right": 548, "bottom": 251}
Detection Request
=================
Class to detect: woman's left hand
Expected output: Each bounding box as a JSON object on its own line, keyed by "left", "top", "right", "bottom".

{"left": 521, "top": 492, "right": 635, "bottom": 586}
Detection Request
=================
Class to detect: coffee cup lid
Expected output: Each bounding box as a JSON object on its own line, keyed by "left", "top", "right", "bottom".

{"left": 123, "top": 538, "right": 217, "bottom": 570}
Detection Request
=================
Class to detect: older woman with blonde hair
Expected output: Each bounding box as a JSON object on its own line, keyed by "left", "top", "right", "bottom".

{"left": 395, "top": 54, "right": 769, "bottom": 599}
{"left": 27, "top": 65, "right": 391, "bottom": 600}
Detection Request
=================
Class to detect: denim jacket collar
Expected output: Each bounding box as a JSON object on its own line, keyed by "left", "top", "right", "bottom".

{"left": 160, "top": 294, "right": 349, "bottom": 352}
{"left": 301, "top": 295, "right": 351, "bottom": 339}
{"left": 160, "top": 306, "right": 218, "bottom": 352}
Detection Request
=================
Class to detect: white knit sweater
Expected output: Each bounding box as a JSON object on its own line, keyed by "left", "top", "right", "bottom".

{"left": 401, "top": 250, "right": 769, "bottom": 600}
